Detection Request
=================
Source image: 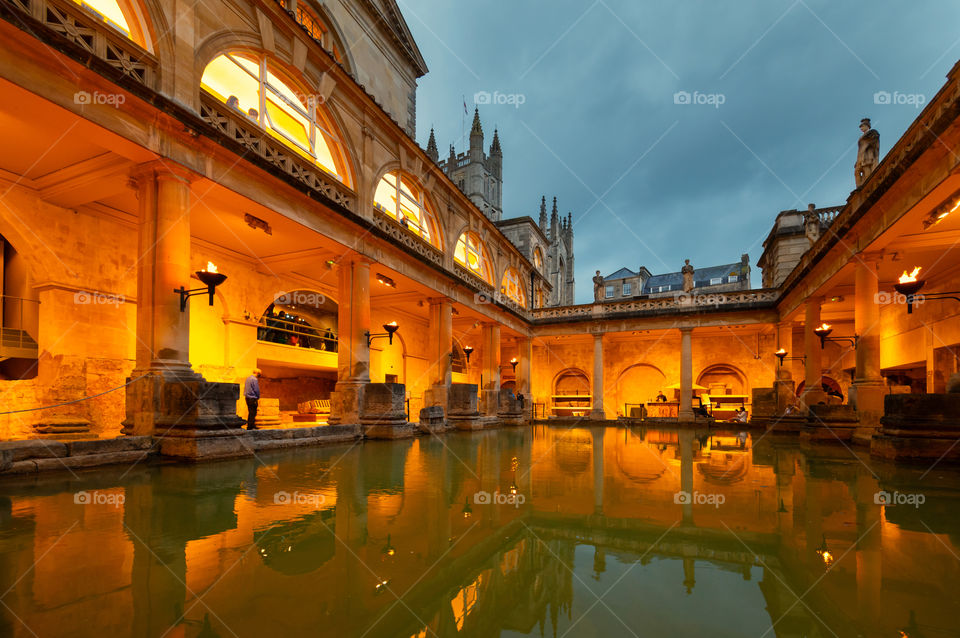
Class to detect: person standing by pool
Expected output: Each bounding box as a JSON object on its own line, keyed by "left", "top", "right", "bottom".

{"left": 244, "top": 369, "right": 261, "bottom": 430}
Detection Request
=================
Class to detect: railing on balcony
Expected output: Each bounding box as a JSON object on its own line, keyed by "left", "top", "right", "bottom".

{"left": 817, "top": 206, "right": 843, "bottom": 227}
{"left": 0, "top": 296, "right": 39, "bottom": 360}
{"left": 257, "top": 315, "right": 337, "bottom": 353}
{"left": 1, "top": 0, "right": 158, "bottom": 88}
{"left": 530, "top": 290, "right": 779, "bottom": 321}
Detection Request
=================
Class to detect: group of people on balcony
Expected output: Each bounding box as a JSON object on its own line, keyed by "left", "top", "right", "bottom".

{"left": 258, "top": 305, "right": 337, "bottom": 352}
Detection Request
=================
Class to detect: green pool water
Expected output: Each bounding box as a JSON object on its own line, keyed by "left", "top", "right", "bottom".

{"left": 1, "top": 425, "right": 959, "bottom": 637}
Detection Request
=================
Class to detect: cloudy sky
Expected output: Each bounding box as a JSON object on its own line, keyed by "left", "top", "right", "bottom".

{"left": 400, "top": 0, "right": 960, "bottom": 304}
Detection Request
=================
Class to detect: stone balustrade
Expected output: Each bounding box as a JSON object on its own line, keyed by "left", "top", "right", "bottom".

{"left": 530, "top": 290, "right": 779, "bottom": 321}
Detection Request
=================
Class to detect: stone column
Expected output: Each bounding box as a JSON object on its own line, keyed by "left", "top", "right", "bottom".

{"left": 851, "top": 256, "right": 885, "bottom": 443}
{"left": 481, "top": 323, "right": 501, "bottom": 416}
{"left": 424, "top": 297, "right": 453, "bottom": 413}
{"left": 678, "top": 327, "right": 694, "bottom": 421}
{"left": 328, "top": 255, "right": 372, "bottom": 425}
{"left": 590, "top": 332, "right": 605, "bottom": 419}
{"left": 801, "top": 297, "right": 827, "bottom": 410}
{"left": 517, "top": 337, "right": 533, "bottom": 407}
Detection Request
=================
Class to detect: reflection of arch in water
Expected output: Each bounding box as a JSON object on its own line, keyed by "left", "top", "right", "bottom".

{"left": 254, "top": 508, "right": 336, "bottom": 575}
{"left": 697, "top": 364, "right": 747, "bottom": 395}
{"left": 615, "top": 440, "right": 667, "bottom": 484}
{"left": 553, "top": 428, "right": 593, "bottom": 475}
{"left": 697, "top": 454, "right": 749, "bottom": 485}
{"left": 615, "top": 363, "right": 666, "bottom": 412}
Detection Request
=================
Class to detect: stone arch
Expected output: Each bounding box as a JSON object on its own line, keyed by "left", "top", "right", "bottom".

{"left": 697, "top": 363, "right": 748, "bottom": 396}
{"left": 553, "top": 367, "right": 590, "bottom": 395}
{"left": 371, "top": 164, "right": 445, "bottom": 251}
{"left": 374, "top": 329, "right": 407, "bottom": 384}
{"left": 615, "top": 363, "right": 666, "bottom": 416}
{"left": 258, "top": 288, "right": 338, "bottom": 350}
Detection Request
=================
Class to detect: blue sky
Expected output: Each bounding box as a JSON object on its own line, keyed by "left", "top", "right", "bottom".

{"left": 400, "top": 0, "right": 960, "bottom": 304}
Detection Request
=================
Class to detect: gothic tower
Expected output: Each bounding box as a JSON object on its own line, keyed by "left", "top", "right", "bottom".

{"left": 436, "top": 109, "right": 503, "bottom": 221}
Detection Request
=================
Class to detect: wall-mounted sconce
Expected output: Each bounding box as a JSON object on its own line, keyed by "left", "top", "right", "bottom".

{"left": 894, "top": 266, "right": 960, "bottom": 314}
{"left": 366, "top": 322, "right": 399, "bottom": 347}
{"left": 176, "top": 262, "right": 227, "bottom": 312}
{"left": 774, "top": 348, "right": 805, "bottom": 366}
{"left": 812, "top": 323, "right": 858, "bottom": 349}
{"left": 463, "top": 346, "right": 474, "bottom": 363}
{"left": 510, "top": 357, "right": 518, "bottom": 373}
{"left": 376, "top": 273, "right": 396, "bottom": 288}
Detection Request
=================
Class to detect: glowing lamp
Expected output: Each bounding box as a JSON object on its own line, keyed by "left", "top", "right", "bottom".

{"left": 176, "top": 262, "right": 228, "bottom": 311}
{"left": 366, "top": 322, "right": 400, "bottom": 347}
{"left": 463, "top": 346, "right": 474, "bottom": 362}
{"left": 774, "top": 348, "right": 787, "bottom": 363}
{"left": 510, "top": 357, "right": 518, "bottom": 372}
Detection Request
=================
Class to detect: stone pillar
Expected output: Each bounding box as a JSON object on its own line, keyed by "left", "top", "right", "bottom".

{"left": 481, "top": 323, "right": 501, "bottom": 416}
{"left": 517, "top": 337, "right": 533, "bottom": 408}
{"left": 591, "top": 332, "right": 605, "bottom": 419}
{"left": 122, "top": 163, "right": 246, "bottom": 454}
{"left": 851, "top": 256, "right": 885, "bottom": 443}
{"left": 328, "top": 255, "right": 372, "bottom": 425}
{"left": 801, "top": 297, "right": 827, "bottom": 410}
{"left": 679, "top": 327, "right": 694, "bottom": 421}
{"left": 423, "top": 297, "right": 453, "bottom": 413}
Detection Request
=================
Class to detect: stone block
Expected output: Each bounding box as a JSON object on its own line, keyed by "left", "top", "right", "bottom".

{"left": 879, "top": 393, "right": 960, "bottom": 435}
{"left": 157, "top": 432, "right": 255, "bottom": 460}
{"left": 65, "top": 436, "right": 154, "bottom": 456}
{"left": 751, "top": 388, "right": 777, "bottom": 419}
{"left": 0, "top": 440, "right": 67, "bottom": 461}
{"left": 448, "top": 384, "right": 479, "bottom": 416}
{"left": 255, "top": 398, "right": 282, "bottom": 428}
{"left": 948, "top": 373, "right": 960, "bottom": 393}
{"left": 360, "top": 383, "right": 410, "bottom": 439}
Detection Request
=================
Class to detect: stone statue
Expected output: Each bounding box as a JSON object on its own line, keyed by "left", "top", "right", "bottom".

{"left": 855, "top": 118, "right": 879, "bottom": 188}
{"left": 681, "top": 260, "right": 695, "bottom": 293}
{"left": 593, "top": 270, "right": 605, "bottom": 302}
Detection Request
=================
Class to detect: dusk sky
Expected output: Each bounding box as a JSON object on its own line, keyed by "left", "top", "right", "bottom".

{"left": 402, "top": 0, "right": 960, "bottom": 304}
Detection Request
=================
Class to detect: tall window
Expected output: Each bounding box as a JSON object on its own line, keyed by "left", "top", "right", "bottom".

{"left": 70, "top": 0, "right": 148, "bottom": 46}
{"left": 605, "top": 285, "right": 614, "bottom": 299}
{"left": 533, "top": 247, "right": 544, "bottom": 272}
{"left": 374, "top": 171, "right": 441, "bottom": 249}
{"left": 201, "top": 52, "right": 350, "bottom": 184}
{"left": 454, "top": 232, "right": 493, "bottom": 284}
{"left": 500, "top": 267, "right": 527, "bottom": 306}
{"left": 622, "top": 282, "right": 632, "bottom": 296}
{"left": 293, "top": 4, "right": 346, "bottom": 66}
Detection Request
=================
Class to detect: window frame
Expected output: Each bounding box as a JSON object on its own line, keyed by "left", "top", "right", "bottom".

{"left": 373, "top": 171, "right": 442, "bottom": 250}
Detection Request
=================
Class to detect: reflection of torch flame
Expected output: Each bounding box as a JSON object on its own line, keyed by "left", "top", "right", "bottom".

{"left": 206, "top": 261, "right": 218, "bottom": 274}
{"left": 898, "top": 266, "right": 921, "bottom": 284}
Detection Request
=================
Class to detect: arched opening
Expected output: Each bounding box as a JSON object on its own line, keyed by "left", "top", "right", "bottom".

{"left": 615, "top": 363, "right": 666, "bottom": 417}
{"left": 499, "top": 267, "right": 526, "bottom": 306}
{"left": 452, "top": 341, "right": 468, "bottom": 382}
{"left": 454, "top": 231, "right": 493, "bottom": 284}
{"left": 200, "top": 51, "right": 352, "bottom": 185}
{"left": 374, "top": 170, "right": 442, "bottom": 249}
{"left": 697, "top": 364, "right": 747, "bottom": 396}
{"left": 552, "top": 368, "right": 590, "bottom": 417}
{"left": 0, "top": 233, "right": 39, "bottom": 380}
{"left": 796, "top": 377, "right": 845, "bottom": 403}
{"left": 70, "top": 0, "right": 152, "bottom": 48}
{"left": 258, "top": 290, "right": 337, "bottom": 352}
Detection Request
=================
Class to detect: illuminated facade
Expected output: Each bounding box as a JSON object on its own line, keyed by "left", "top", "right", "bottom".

{"left": 0, "top": 0, "right": 958, "bottom": 464}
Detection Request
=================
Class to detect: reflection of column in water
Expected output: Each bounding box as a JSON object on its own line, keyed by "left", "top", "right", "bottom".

{"left": 804, "top": 472, "right": 824, "bottom": 570}
{"left": 592, "top": 546, "right": 606, "bottom": 579}
{"left": 0, "top": 497, "right": 35, "bottom": 637}
{"left": 592, "top": 428, "right": 605, "bottom": 516}
{"left": 680, "top": 428, "right": 694, "bottom": 525}
{"left": 854, "top": 471, "right": 882, "bottom": 632}
{"left": 682, "top": 556, "right": 696, "bottom": 594}
{"left": 775, "top": 448, "right": 796, "bottom": 535}
{"left": 335, "top": 452, "right": 368, "bottom": 620}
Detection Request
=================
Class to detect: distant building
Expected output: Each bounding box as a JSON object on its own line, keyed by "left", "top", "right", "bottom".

{"left": 430, "top": 109, "right": 502, "bottom": 222}
{"left": 757, "top": 204, "right": 843, "bottom": 288}
{"left": 602, "top": 255, "right": 752, "bottom": 300}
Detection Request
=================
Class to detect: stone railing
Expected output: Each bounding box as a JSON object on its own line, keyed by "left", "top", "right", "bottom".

{"left": 199, "top": 93, "right": 355, "bottom": 212}
{"left": 531, "top": 290, "right": 779, "bottom": 321}
{"left": 454, "top": 263, "right": 494, "bottom": 296}
{"left": 2, "top": 0, "right": 158, "bottom": 88}
{"left": 817, "top": 206, "right": 842, "bottom": 227}
{"left": 372, "top": 210, "right": 444, "bottom": 267}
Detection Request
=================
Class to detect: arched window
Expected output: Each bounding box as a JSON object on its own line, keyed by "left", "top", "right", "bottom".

{"left": 374, "top": 171, "right": 442, "bottom": 249}
{"left": 500, "top": 267, "right": 526, "bottom": 306}
{"left": 70, "top": 0, "right": 149, "bottom": 46}
{"left": 454, "top": 232, "right": 493, "bottom": 284}
{"left": 533, "top": 247, "right": 544, "bottom": 272}
{"left": 534, "top": 286, "right": 544, "bottom": 309}
{"left": 293, "top": 4, "right": 347, "bottom": 68}
{"left": 201, "top": 52, "right": 351, "bottom": 185}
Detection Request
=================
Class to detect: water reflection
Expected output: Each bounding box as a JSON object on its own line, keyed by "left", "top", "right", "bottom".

{"left": 1, "top": 426, "right": 959, "bottom": 637}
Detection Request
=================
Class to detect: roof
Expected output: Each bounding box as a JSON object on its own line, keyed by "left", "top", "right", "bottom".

{"left": 643, "top": 262, "right": 743, "bottom": 293}
{"left": 604, "top": 268, "right": 637, "bottom": 281}
{"left": 361, "top": 0, "right": 429, "bottom": 77}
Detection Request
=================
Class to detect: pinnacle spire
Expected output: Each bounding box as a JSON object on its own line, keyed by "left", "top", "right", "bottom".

{"left": 490, "top": 128, "right": 501, "bottom": 155}
{"left": 539, "top": 196, "right": 547, "bottom": 229}
{"left": 471, "top": 108, "right": 483, "bottom": 137}
{"left": 426, "top": 127, "right": 438, "bottom": 161}
{"left": 551, "top": 197, "right": 558, "bottom": 218}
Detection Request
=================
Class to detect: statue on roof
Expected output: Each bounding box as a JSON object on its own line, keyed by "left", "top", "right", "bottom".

{"left": 681, "top": 260, "right": 695, "bottom": 293}
{"left": 855, "top": 118, "right": 880, "bottom": 188}
{"left": 593, "top": 270, "right": 605, "bottom": 303}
